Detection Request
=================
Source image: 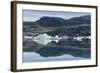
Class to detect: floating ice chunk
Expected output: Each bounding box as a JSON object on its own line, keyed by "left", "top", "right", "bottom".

{"left": 33, "top": 33, "right": 51, "bottom": 45}
{"left": 33, "top": 33, "right": 60, "bottom": 45}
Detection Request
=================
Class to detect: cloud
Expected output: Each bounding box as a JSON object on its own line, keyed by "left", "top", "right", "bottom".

{"left": 23, "top": 10, "right": 90, "bottom": 22}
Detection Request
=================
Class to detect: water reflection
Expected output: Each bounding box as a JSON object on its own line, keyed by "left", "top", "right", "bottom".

{"left": 35, "top": 47, "right": 90, "bottom": 58}
{"left": 23, "top": 33, "right": 91, "bottom": 62}
{"left": 23, "top": 52, "right": 87, "bottom": 62}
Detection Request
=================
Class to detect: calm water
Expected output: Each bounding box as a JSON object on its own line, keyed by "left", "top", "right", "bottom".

{"left": 23, "top": 46, "right": 90, "bottom": 63}
{"left": 23, "top": 33, "right": 91, "bottom": 63}
{"left": 23, "top": 52, "right": 87, "bottom": 62}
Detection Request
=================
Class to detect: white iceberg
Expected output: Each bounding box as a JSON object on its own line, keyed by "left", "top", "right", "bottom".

{"left": 33, "top": 33, "right": 60, "bottom": 45}
{"left": 33, "top": 33, "right": 51, "bottom": 45}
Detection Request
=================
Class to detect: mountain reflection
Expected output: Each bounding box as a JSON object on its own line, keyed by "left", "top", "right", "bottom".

{"left": 35, "top": 47, "right": 90, "bottom": 58}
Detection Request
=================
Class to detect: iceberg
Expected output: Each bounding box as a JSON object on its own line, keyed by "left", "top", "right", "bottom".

{"left": 33, "top": 33, "right": 60, "bottom": 45}
{"left": 33, "top": 33, "right": 51, "bottom": 45}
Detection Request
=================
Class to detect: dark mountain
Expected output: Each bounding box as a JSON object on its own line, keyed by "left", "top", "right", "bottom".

{"left": 36, "top": 15, "right": 91, "bottom": 27}
{"left": 66, "top": 15, "right": 91, "bottom": 25}
{"left": 36, "top": 16, "right": 66, "bottom": 27}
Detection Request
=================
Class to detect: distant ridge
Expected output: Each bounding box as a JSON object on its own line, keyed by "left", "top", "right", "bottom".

{"left": 36, "top": 15, "right": 91, "bottom": 27}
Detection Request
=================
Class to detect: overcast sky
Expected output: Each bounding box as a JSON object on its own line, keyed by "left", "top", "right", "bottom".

{"left": 23, "top": 10, "right": 90, "bottom": 22}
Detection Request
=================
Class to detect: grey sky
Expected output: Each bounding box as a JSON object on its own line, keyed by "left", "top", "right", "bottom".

{"left": 23, "top": 10, "right": 90, "bottom": 22}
